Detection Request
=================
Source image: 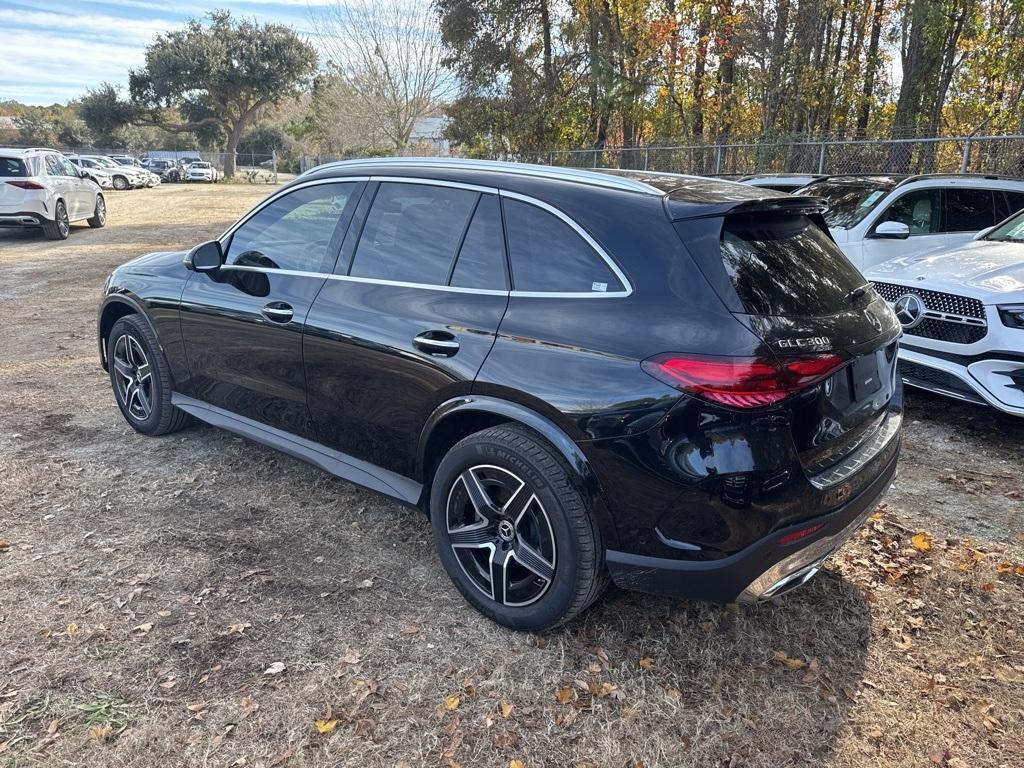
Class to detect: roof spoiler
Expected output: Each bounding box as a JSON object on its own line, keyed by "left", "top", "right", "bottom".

{"left": 667, "top": 194, "right": 827, "bottom": 221}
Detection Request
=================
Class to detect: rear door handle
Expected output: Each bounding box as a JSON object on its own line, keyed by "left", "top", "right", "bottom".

{"left": 413, "top": 330, "right": 460, "bottom": 356}
{"left": 262, "top": 302, "right": 294, "bottom": 323}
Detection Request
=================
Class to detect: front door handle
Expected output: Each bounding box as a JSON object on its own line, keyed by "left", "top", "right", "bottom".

{"left": 262, "top": 302, "right": 294, "bottom": 323}
{"left": 413, "top": 330, "right": 460, "bottom": 356}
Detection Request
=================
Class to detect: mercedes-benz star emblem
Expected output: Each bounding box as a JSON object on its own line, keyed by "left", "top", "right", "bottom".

{"left": 497, "top": 519, "right": 516, "bottom": 542}
{"left": 893, "top": 293, "right": 925, "bottom": 329}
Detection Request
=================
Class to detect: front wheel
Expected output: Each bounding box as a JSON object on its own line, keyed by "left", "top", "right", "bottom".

{"left": 112, "top": 175, "right": 129, "bottom": 191}
{"left": 430, "top": 424, "right": 608, "bottom": 631}
{"left": 107, "top": 315, "right": 190, "bottom": 436}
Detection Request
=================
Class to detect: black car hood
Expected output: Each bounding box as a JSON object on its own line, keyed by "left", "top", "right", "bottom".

{"left": 120, "top": 249, "right": 188, "bottom": 274}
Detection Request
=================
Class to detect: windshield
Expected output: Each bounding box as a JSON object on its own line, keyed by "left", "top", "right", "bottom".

{"left": 798, "top": 179, "right": 898, "bottom": 229}
{"left": 93, "top": 157, "right": 120, "bottom": 168}
{"left": 985, "top": 211, "right": 1024, "bottom": 242}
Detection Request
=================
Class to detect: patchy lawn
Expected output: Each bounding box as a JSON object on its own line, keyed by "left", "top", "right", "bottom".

{"left": 1, "top": 184, "right": 1022, "bottom": 768}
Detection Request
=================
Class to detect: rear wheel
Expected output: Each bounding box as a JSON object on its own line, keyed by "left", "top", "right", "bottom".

{"left": 430, "top": 424, "right": 608, "bottom": 631}
{"left": 42, "top": 200, "right": 70, "bottom": 240}
{"left": 87, "top": 195, "right": 106, "bottom": 228}
{"left": 107, "top": 315, "right": 190, "bottom": 436}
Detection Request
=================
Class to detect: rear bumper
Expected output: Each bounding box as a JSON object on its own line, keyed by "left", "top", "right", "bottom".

{"left": 0, "top": 212, "right": 43, "bottom": 227}
{"left": 606, "top": 442, "right": 899, "bottom": 603}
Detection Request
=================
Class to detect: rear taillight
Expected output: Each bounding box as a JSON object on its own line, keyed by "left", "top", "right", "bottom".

{"left": 642, "top": 353, "right": 848, "bottom": 408}
{"left": 5, "top": 180, "right": 45, "bottom": 190}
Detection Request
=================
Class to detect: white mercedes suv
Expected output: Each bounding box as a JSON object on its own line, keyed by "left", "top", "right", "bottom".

{"left": 796, "top": 174, "right": 1024, "bottom": 270}
{"left": 866, "top": 210, "right": 1024, "bottom": 416}
{"left": 0, "top": 148, "right": 106, "bottom": 240}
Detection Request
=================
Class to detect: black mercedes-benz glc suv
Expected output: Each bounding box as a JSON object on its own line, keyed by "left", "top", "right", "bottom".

{"left": 99, "top": 159, "right": 903, "bottom": 630}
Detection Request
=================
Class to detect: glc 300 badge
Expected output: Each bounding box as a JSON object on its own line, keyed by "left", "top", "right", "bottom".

{"left": 776, "top": 336, "right": 832, "bottom": 349}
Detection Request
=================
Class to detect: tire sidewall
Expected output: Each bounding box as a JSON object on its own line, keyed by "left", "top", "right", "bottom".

{"left": 54, "top": 201, "right": 69, "bottom": 239}
{"left": 107, "top": 317, "right": 167, "bottom": 434}
{"left": 430, "top": 434, "right": 588, "bottom": 631}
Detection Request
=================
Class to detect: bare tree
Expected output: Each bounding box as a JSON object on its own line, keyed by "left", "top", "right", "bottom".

{"left": 311, "top": 0, "right": 453, "bottom": 150}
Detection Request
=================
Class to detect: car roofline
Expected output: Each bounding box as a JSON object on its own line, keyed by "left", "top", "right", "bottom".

{"left": 299, "top": 157, "right": 667, "bottom": 196}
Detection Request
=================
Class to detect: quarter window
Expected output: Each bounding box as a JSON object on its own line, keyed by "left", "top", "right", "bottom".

{"left": 226, "top": 182, "right": 357, "bottom": 272}
{"left": 943, "top": 189, "right": 996, "bottom": 232}
{"left": 350, "top": 182, "right": 478, "bottom": 285}
{"left": 876, "top": 189, "right": 940, "bottom": 235}
{"left": 449, "top": 194, "right": 507, "bottom": 290}
{"left": 44, "top": 154, "right": 66, "bottom": 177}
{"left": 503, "top": 198, "right": 623, "bottom": 293}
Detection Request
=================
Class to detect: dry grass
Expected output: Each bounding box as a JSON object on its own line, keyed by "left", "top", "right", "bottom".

{"left": 1, "top": 184, "right": 1022, "bottom": 768}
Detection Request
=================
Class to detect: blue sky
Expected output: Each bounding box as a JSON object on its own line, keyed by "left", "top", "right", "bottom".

{"left": 0, "top": 0, "right": 330, "bottom": 105}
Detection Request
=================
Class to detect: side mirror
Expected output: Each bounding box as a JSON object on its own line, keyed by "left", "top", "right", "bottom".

{"left": 871, "top": 221, "right": 911, "bottom": 240}
{"left": 186, "top": 240, "right": 224, "bottom": 272}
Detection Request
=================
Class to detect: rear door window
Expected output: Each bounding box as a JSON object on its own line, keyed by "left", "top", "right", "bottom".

{"left": 350, "top": 182, "right": 478, "bottom": 285}
{"left": 717, "top": 214, "right": 866, "bottom": 317}
{"left": 943, "top": 189, "right": 997, "bottom": 232}
{"left": 449, "top": 194, "right": 507, "bottom": 290}
{"left": 503, "top": 198, "right": 623, "bottom": 294}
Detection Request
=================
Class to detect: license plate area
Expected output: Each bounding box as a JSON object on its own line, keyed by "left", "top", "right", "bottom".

{"left": 851, "top": 352, "right": 883, "bottom": 401}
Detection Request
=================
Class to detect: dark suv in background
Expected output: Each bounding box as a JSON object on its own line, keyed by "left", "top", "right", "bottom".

{"left": 99, "top": 159, "right": 903, "bottom": 630}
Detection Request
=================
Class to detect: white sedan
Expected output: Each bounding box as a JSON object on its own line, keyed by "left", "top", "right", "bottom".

{"left": 866, "top": 211, "right": 1024, "bottom": 416}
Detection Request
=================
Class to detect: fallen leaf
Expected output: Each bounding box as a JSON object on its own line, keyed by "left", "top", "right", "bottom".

{"left": 339, "top": 650, "right": 362, "bottom": 664}
{"left": 499, "top": 700, "right": 513, "bottom": 718}
{"left": 159, "top": 679, "right": 177, "bottom": 690}
{"left": 911, "top": 533, "right": 932, "bottom": 552}
{"left": 772, "top": 650, "right": 807, "bottom": 670}
{"left": 589, "top": 681, "right": 617, "bottom": 698}
{"left": 554, "top": 687, "right": 574, "bottom": 705}
{"left": 639, "top": 656, "right": 655, "bottom": 670}
{"left": 263, "top": 662, "right": 286, "bottom": 676}
{"left": 664, "top": 686, "right": 681, "bottom": 702}
{"left": 509, "top": 760, "right": 526, "bottom": 768}
{"left": 187, "top": 702, "right": 206, "bottom": 713}
{"left": 401, "top": 623, "right": 421, "bottom": 636}
{"left": 132, "top": 622, "right": 153, "bottom": 634}
{"left": 227, "top": 622, "right": 251, "bottom": 635}
{"left": 87, "top": 724, "right": 113, "bottom": 742}
{"left": 444, "top": 695, "right": 461, "bottom": 711}
{"left": 66, "top": 622, "right": 79, "bottom": 637}
{"left": 315, "top": 718, "right": 338, "bottom": 734}
{"left": 0, "top": 540, "right": 11, "bottom": 552}
{"left": 241, "top": 697, "right": 259, "bottom": 718}
{"left": 354, "top": 718, "right": 376, "bottom": 737}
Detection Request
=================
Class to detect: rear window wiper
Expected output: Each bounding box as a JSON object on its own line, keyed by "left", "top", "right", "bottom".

{"left": 846, "top": 285, "right": 869, "bottom": 304}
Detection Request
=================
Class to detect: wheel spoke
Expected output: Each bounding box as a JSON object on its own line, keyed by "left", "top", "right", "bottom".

{"left": 513, "top": 540, "right": 555, "bottom": 582}
{"left": 489, "top": 548, "right": 514, "bottom": 605}
{"left": 124, "top": 380, "right": 139, "bottom": 413}
{"left": 503, "top": 482, "right": 535, "bottom": 528}
{"left": 112, "top": 356, "right": 133, "bottom": 378}
{"left": 123, "top": 337, "right": 135, "bottom": 366}
{"left": 460, "top": 469, "right": 499, "bottom": 521}
{"left": 135, "top": 382, "right": 151, "bottom": 416}
{"left": 448, "top": 521, "right": 493, "bottom": 548}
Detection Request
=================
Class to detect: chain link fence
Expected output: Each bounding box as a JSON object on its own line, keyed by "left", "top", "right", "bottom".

{"left": 510, "top": 135, "right": 1024, "bottom": 177}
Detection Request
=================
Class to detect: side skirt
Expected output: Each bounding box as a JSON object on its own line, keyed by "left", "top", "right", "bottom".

{"left": 171, "top": 393, "right": 423, "bottom": 506}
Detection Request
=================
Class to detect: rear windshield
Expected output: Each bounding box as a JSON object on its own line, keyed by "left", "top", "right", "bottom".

{"left": 0, "top": 157, "right": 28, "bottom": 177}
{"left": 719, "top": 214, "right": 867, "bottom": 317}
{"left": 799, "top": 179, "right": 896, "bottom": 229}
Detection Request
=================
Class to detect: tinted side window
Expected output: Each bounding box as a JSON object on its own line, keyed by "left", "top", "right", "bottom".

{"left": 226, "top": 182, "right": 357, "bottom": 272}
{"left": 449, "top": 194, "right": 507, "bottom": 290}
{"left": 943, "top": 189, "right": 996, "bottom": 232}
{"left": 350, "top": 182, "right": 478, "bottom": 285}
{"left": 1003, "top": 191, "right": 1024, "bottom": 219}
{"left": 503, "top": 199, "right": 622, "bottom": 293}
{"left": 0, "top": 158, "right": 27, "bottom": 177}
{"left": 877, "top": 189, "right": 940, "bottom": 235}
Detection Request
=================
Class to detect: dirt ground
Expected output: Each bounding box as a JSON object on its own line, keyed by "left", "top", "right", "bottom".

{"left": 1, "top": 184, "right": 1022, "bottom": 768}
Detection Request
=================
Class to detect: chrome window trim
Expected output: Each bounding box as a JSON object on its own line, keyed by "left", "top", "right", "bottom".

{"left": 214, "top": 175, "right": 634, "bottom": 299}
{"left": 218, "top": 176, "right": 371, "bottom": 244}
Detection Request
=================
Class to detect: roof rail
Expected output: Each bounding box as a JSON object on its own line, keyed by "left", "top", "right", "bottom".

{"left": 302, "top": 157, "right": 665, "bottom": 196}
{"left": 893, "top": 172, "right": 1024, "bottom": 188}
